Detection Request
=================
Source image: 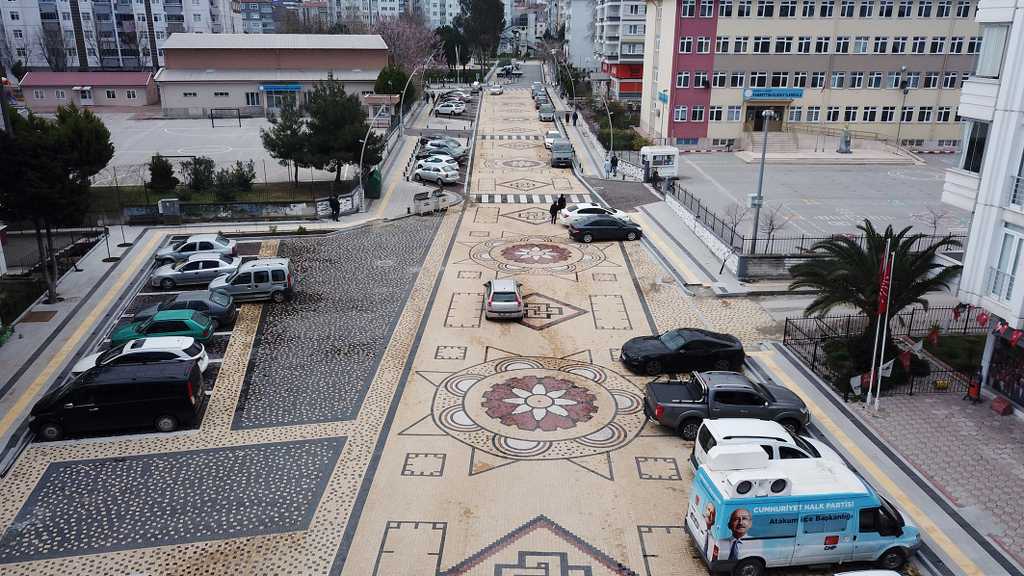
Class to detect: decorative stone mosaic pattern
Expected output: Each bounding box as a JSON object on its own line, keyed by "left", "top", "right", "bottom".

{"left": 0, "top": 438, "right": 344, "bottom": 563}
{"left": 232, "top": 217, "right": 442, "bottom": 429}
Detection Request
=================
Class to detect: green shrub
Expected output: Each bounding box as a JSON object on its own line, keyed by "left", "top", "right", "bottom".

{"left": 182, "top": 156, "right": 216, "bottom": 191}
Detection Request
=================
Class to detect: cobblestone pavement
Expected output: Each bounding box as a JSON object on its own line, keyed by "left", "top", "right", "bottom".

{"left": 856, "top": 394, "right": 1024, "bottom": 566}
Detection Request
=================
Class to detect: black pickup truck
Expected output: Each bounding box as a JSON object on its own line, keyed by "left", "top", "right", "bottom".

{"left": 643, "top": 371, "right": 810, "bottom": 440}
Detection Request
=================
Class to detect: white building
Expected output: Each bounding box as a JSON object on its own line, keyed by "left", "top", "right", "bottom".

{"left": 941, "top": 0, "right": 1024, "bottom": 406}
{"left": 416, "top": 0, "right": 461, "bottom": 28}
{"left": 563, "top": 0, "right": 596, "bottom": 70}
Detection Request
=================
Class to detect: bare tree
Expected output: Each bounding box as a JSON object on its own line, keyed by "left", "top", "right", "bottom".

{"left": 372, "top": 13, "right": 440, "bottom": 73}
{"left": 723, "top": 203, "right": 749, "bottom": 231}
{"left": 758, "top": 203, "right": 793, "bottom": 251}
{"left": 38, "top": 28, "right": 68, "bottom": 72}
{"left": 923, "top": 205, "right": 949, "bottom": 237}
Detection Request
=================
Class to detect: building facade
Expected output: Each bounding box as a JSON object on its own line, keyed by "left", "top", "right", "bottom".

{"left": 0, "top": 0, "right": 240, "bottom": 72}
{"left": 564, "top": 0, "right": 597, "bottom": 70}
{"left": 153, "top": 33, "right": 386, "bottom": 117}
{"left": 595, "top": 0, "right": 646, "bottom": 99}
{"left": 941, "top": 0, "right": 1024, "bottom": 406}
{"left": 20, "top": 70, "right": 157, "bottom": 108}
{"left": 641, "top": 0, "right": 981, "bottom": 149}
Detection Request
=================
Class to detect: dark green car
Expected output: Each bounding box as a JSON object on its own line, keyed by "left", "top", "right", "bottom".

{"left": 110, "top": 310, "right": 214, "bottom": 347}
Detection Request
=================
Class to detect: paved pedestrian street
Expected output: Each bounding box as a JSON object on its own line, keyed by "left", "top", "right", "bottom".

{"left": 0, "top": 81, "right": 824, "bottom": 576}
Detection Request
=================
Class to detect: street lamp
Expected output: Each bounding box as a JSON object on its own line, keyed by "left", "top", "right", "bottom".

{"left": 894, "top": 64, "right": 909, "bottom": 151}
{"left": 602, "top": 96, "right": 614, "bottom": 159}
{"left": 399, "top": 47, "right": 442, "bottom": 135}
{"left": 748, "top": 109, "right": 775, "bottom": 254}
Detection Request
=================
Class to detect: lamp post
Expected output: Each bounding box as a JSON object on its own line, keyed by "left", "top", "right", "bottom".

{"left": 748, "top": 109, "right": 775, "bottom": 254}
{"left": 358, "top": 105, "right": 390, "bottom": 213}
{"left": 399, "top": 47, "right": 442, "bottom": 135}
{"left": 602, "top": 96, "right": 614, "bottom": 158}
{"left": 894, "top": 64, "right": 909, "bottom": 151}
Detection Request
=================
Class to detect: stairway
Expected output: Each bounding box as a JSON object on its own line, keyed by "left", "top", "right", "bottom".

{"left": 747, "top": 131, "right": 800, "bottom": 153}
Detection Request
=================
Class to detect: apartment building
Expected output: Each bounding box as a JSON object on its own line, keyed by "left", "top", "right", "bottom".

{"left": 595, "top": 0, "right": 646, "bottom": 99}
{"left": 641, "top": 0, "right": 980, "bottom": 149}
{"left": 941, "top": 0, "right": 1024, "bottom": 407}
{"left": 0, "top": 0, "right": 240, "bottom": 71}
{"left": 564, "top": 0, "right": 597, "bottom": 69}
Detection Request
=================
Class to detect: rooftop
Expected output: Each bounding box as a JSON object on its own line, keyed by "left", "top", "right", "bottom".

{"left": 154, "top": 68, "right": 380, "bottom": 83}
{"left": 707, "top": 458, "right": 868, "bottom": 498}
{"left": 161, "top": 33, "right": 387, "bottom": 51}
{"left": 20, "top": 71, "right": 152, "bottom": 88}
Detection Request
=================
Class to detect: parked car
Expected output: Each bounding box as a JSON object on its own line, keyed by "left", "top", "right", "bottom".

{"left": 30, "top": 360, "right": 205, "bottom": 441}
{"left": 558, "top": 202, "right": 631, "bottom": 225}
{"left": 535, "top": 97, "right": 550, "bottom": 110}
{"left": 423, "top": 141, "right": 467, "bottom": 158}
{"left": 416, "top": 155, "right": 460, "bottom": 171}
{"left": 416, "top": 148, "right": 459, "bottom": 160}
{"left": 71, "top": 336, "right": 209, "bottom": 376}
{"left": 133, "top": 290, "right": 237, "bottom": 329}
{"left": 436, "top": 101, "right": 466, "bottom": 115}
{"left": 567, "top": 215, "right": 642, "bottom": 243}
{"left": 209, "top": 258, "right": 294, "bottom": 303}
{"left": 419, "top": 134, "right": 462, "bottom": 146}
{"left": 550, "top": 139, "right": 574, "bottom": 167}
{"left": 621, "top": 328, "right": 744, "bottom": 375}
{"left": 484, "top": 278, "right": 525, "bottom": 320}
{"left": 488, "top": 84, "right": 504, "bottom": 95}
{"left": 150, "top": 253, "right": 242, "bottom": 290}
{"left": 544, "top": 130, "right": 561, "bottom": 149}
{"left": 414, "top": 165, "right": 459, "bottom": 185}
{"left": 690, "top": 418, "right": 841, "bottom": 471}
{"left": 644, "top": 371, "right": 810, "bottom": 440}
{"left": 538, "top": 104, "right": 555, "bottom": 121}
{"left": 110, "top": 310, "right": 215, "bottom": 347}
{"left": 154, "top": 234, "right": 236, "bottom": 266}
{"left": 440, "top": 90, "right": 470, "bottom": 101}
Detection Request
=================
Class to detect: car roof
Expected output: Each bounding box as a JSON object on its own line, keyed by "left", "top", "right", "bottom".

{"left": 546, "top": 130, "right": 561, "bottom": 135}
{"left": 152, "top": 309, "right": 198, "bottom": 321}
{"left": 239, "top": 258, "right": 289, "bottom": 270}
{"left": 677, "top": 327, "right": 738, "bottom": 343}
{"left": 173, "top": 290, "right": 212, "bottom": 303}
{"left": 702, "top": 418, "right": 792, "bottom": 442}
{"left": 185, "top": 252, "right": 230, "bottom": 262}
{"left": 702, "top": 457, "right": 869, "bottom": 497}
{"left": 80, "top": 360, "right": 197, "bottom": 386}
{"left": 490, "top": 278, "right": 518, "bottom": 292}
{"left": 700, "top": 371, "right": 756, "bottom": 388}
{"left": 185, "top": 233, "right": 226, "bottom": 242}
{"left": 128, "top": 336, "right": 196, "bottom": 351}
{"left": 569, "top": 202, "right": 601, "bottom": 211}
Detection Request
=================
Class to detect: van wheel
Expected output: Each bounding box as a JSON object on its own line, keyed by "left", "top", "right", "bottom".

{"left": 38, "top": 422, "right": 63, "bottom": 442}
{"left": 155, "top": 414, "right": 179, "bottom": 433}
{"left": 877, "top": 548, "right": 907, "bottom": 570}
{"left": 732, "top": 558, "right": 765, "bottom": 576}
{"left": 626, "top": 231, "right": 638, "bottom": 241}
{"left": 160, "top": 278, "right": 176, "bottom": 290}
{"left": 679, "top": 418, "right": 701, "bottom": 441}
{"left": 582, "top": 233, "right": 593, "bottom": 243}
{"left": 271, "top": 291, "right": 286, "bottom": 303}
{"left": 779, "top": 419, "right": 801, "bottom": 435}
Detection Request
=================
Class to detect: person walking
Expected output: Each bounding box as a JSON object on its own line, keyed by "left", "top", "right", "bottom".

{"left": 328, "top": 195, "right": 340, "bottom": 221}
{"left": 610, "top": 154, "right": 619, "bottom": 176}
{"left": 557, "top": 194, "right": 566, "bottom": 210}
{"left": 549, "top": 201, "right": 559, "bottom": 224}
{"left": 564, "top": 111, "right": 570, "bottom": 123}
{"left": 572, "top": 111, "right": 578, "bottom": 126}
{"left": 603, "top": 157, "right": 612, "bottom": 177}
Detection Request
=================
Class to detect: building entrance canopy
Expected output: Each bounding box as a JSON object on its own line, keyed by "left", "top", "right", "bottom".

{"left": 260, "top": 83, "right": 302, "bottom": 92}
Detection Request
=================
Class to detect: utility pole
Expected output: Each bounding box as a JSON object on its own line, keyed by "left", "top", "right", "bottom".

{"left": 748, "top": 109, "right": 775, "bottom": 254}
{"left": 894, "top": 64, "right": 909, "bottom": 151}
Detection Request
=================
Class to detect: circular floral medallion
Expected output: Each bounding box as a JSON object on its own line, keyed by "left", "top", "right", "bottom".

{"left": 469, "top": 236, "right": 607, "bottom": 276}
{"left": 499, "top": 243, "right": 573, "bottom": 265}
{"left": 482, "top": 375, "right": 597, "bottom": 432}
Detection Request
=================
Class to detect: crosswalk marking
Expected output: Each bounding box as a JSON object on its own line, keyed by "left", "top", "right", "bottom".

{"left": 472, "top": 194, "right": 593, "bottom": 204}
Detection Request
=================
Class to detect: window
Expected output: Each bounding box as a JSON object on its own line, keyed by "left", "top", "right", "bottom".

{"left": 183, "top": 91, "right": 198, "bottom": 98}
{"left": 793, "top": 72, "right": 808, "bottom": 87}
{"left": 811, "top": 71, "right": 826, "bottom": 88}
{"left": 691, "top": 105, "right": 705, "bottom": 122}
{"left": 854, "top": 36, "right": 869, "bottom": 53}
{"left": 105, "top": 89, "right": 116, "bottom": 99}
{"left": 849, "top": 72, "right": 864, "bottom": 88}
{"left": 681, "top": 0, "right": 695, "bottom": 16}
{"left": 937, "top": 0, "right": 950, "bottom": 15}
{"left": 911, "top": 36, "right": 926, "bottom": 53}
{"left": 712, "top": 71, "right": 727, "bottom": 87}
{"left": 860, "top": 0, "right": 874, "bottom": 15}
{"left": 32, "top": 89, "right": 44, "bottom": 99}
{"left": 214, "top": 91, "right": 229, "bottom": 97}
{"left": 966, "top": 35, "right": 982, "bottom": 54}
{"left": 802, "top": 0, "right": 815, "bottom": 15}
{"left": 900, "top": 106, "right": 914, "bottom": 122}
{"left": 898, "top": 0, "right": 912, "bottom": 16}
{"left": 192, "top": 13, "right": 201, "bottom": 21}
{"left": 918, "top": 0, "right": 932, "bottom": 15}
{"left": 881, "top": 106, "right": 895, "bottom": 121}
{"left": 917, "top": 106, "right": 933, "bottom": 121}
{"left": 700, "top": 0, "right": 714, "bottom": 16}
{"left": 9, "top": 10, "right": 19, "bottom": 20}
{"left": 780, "top": 0, "right": 797, "bottom": 15}
{"left": 891, "top": 37, "right": 906, "bottom": 53}
{"left": 949, "top": 36, "right": 963, "bottom": 53}
{"left": 720, "top": 0, "right": 734, "bottom": 15}
{"left": 754, "top": 36, "right": 771, "bottom": 53}
{"left": 956, "top": 0, "right": 969, "bottom": 16}
{"left": 61, "top": 10, "right": 70, "bottom": 19}
{"left": 820, "top": 0, "right": 834, "bottom": 15}
{"left": 716, "top": 36, "right": 730, "bottom": 52}
{"left": 924, "top": 72, "right": 939, "bottom": 88}
{"left": 991, "top": 224, "right": 1022, "bottom": 299}
{"left": 807, "top": 106, "right": 821, "bottom": 121}
{"left": 738, "top": 0, "right": 752, "bottom": 15}
{"left": 673, "top": 106, "right": 688, "bottom": 122}
{"left": 905, "top": 72, "right": 920, "bottom": 88}
{"left": 930, "top": 37, "right": 945, "bottom": 53}
{"left": 55, "top": 89, "right": 66, "bottom": 100}
{"left": 757, "top": 0, "right": 775, "bottom": 16}
{"left": 831, "top": 71, "right": 845, "bottom": 88}
{"left": 943, "top": 72, "right": 958, "bottom": 88}
{"left": 709, "top": 106, "right": 723, "bottom": 121}
{"left": 775, "top": 36, "right": 792, "bottom": 52}
{"left": 697, "top": 36, "right": 711, "bottom": 52}
{"left": 976, "top": 25, "right": 1009, "bottom": 78}
{"left": 879, "top": 0, "right": 893, "bottom": 14}
{"left": 862, "top": 107, "right": 878, "bottom": 121}
{"left": 12, "top": 29, "right": 22, "bottom": 39}
{"left": 676, "top": 71, "right": 690, "bottom": 87}
{"left": 126, "top": 89, "right": 137, "bottom": 99}
{"left": 868, "top": 72, "right": 883, "bottom": 88}
{"left": 826, "top": 106, "right": 840, "bottom": 121}
{"left": 733, "top": 36, "right": 748, "bottom": 52}
{"left": 730, "top": 72, "right": 745, "bottom": 87}
{"left": 679, "top": 36, "right": 693, "bottom": 52}
{"left": 750, "top": 71, "right": 768, "bottom": 87}
{"left": 789, "top": 106, "right": 803, "bottom": 121}
{"left": 844, "top": 106, "right": 858, "bottom": 121}
{"left": 797, "top": 36, "right": 811, "bottom": 53}
{"left": 771, "top": 71, "right": 789, "bottom": 86}
{"left": 841, "top": 0, "right": 855, "bottom": 15}
{"left": 815, "top": 37, "right": 830, "bottom": 53}
{"left": 888, "top": 71, "right": 902, "bottom": 88}
{"left": 727, "top": 106, "right": 742, "bottom": 121}
{"left": 694, "top": 71, "right": 708, "bottom": 87}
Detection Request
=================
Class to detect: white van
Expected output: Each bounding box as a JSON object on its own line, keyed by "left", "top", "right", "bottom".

{"left": 691, "top": 418, "right": 842, "bottom": 472}
{"left": 687, "top": 446, "right": 921, "bottom": 576}
{"left": 640, "top": 145, "right": 679, "bottom": 178}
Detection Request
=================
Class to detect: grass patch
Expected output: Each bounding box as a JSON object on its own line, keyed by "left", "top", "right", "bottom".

{"left": 90, "top": 180, "right": 356, "bottom": 211}
{"left": 923, "top": 334, "right": 986, "bottom": 374}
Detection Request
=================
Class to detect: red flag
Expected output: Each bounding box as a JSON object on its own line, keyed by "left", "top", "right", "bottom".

{"left": 978, "top": 310, "right": 990, "bottom": 327}
{"left": 953, "top": 303, "right": 967, "bottom": 321}
{"left": 877, "top": 255, "right": 892, "bottom": 316}
{"left": 927, "top": 326, "right": 940, "bottom": 345}
{"left": 1012, "top": 330, "right": 1023, "bottom": 348}
{"left": 997, "top": 322, "right": 1010, "bottom": 336}
{"left": 899, "top": 349, "right": 912, "bottom": 371}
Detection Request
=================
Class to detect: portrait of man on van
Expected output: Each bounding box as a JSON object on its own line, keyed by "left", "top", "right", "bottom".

{"left": 710, "top": 507, "right": 765, "bottom": 561}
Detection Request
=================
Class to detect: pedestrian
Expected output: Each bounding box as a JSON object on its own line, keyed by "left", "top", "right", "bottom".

{"left": 610, "top": 154, "right": 619, "bottom": 176}
{"left": 549, "top": 201, "right": 559, "bottom": 224}
{"left": 557, "top": 194, "right": 566, "bottom": 210}
{"left": 652, "top": 169, "right": 661, "bottom": 190}
{"left": 328, "top": 195, "right": 340, "bottom": 221}
{"left": 603, "top": 157, "right": 612, "bottom": 177}
{"left": 572, "top": 111, "right": 578, "bottom": 126}
{"left": 565, "top": 111, "right": 570, "bottom": 123}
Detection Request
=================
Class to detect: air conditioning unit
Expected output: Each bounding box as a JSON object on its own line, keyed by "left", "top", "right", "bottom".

{"left": 725, "top": 473, "right": 792, "bottom": 498}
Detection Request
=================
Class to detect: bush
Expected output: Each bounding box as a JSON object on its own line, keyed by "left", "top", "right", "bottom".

{"left": 213, "top": 169, "right": 235, "bottom": 201}
{"left": 231, "top": 160, "right": 256, "bottom": 192}
{"left": 148, "top": 154, "right": 179, "bottom": 195}
{"left": 182, "top": 156, "right": 216, "bottom": 192}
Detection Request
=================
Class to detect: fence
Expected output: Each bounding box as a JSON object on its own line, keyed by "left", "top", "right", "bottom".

{"left": 783, "top": 306, "right": 990, "bottom": 397}
{"left": 664, "top": 179, "right": 967, "bottom": 256}
{"left": 2, "top": 227, "right": 106, "bottom": 276}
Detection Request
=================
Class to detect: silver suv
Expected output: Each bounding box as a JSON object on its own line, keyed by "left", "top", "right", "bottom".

{"left": 484, "top": 278, "right": 525, "bottom": 320}
{"left": 155, "top": 234, "right": 237, "bottom": 265}
{"left": 209, "top": 258, "right": 294, "bottom": 303}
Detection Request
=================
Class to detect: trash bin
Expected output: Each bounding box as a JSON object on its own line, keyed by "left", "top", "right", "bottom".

{"left": 365, "top": 169, "right": 383, "bottom": 199}
{"left": 432, "top": 189, "right": 450, "bottom": 211}
{"left": 414, "top": 191, "right": 434, "bottom": 215}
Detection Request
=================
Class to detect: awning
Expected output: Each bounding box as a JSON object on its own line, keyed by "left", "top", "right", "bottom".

{"left": 259, "top": 83, "right": 302, "bottom": 92}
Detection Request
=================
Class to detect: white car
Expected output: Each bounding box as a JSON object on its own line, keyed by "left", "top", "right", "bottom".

{"left": 544, "top": 130, "right": 561, "bottom": 149}
{"left": 442, "top": 90, "right": 470, "bottom": 100}
{"left": 414, "top": 165, "right": 459, "bottom": 184}
{"left": 436, "top": 101, "right": 465, "bottom": 115}
{"left": 71, "top": 337, "right": 209, "bottom": 376}
{"left": 416, "top": 155, "right": 460, "bottom": 171}
{"left": 488, "top": 84, "right": 504, "bottom": 95}
{"left": 423, "top": 141, "right": 467, "bottom": 158}
{"left": 690, "top": 419, "right": 843, "bottom": 472}
{"left": 558, "top": 202, "right": 631, "bottom": 225}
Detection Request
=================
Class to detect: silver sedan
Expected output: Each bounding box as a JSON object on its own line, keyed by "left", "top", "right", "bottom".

{"left": 150, "top": 253, "right": 242, "bottom": 289}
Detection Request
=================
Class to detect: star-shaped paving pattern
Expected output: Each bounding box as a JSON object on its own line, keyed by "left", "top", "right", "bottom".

{"left": 498, "top": 178, "right": 552, "bottom": 192}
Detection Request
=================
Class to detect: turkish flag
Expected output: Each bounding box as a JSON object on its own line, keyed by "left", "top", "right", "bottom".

{"left": 978, "top": 310, "right": 990, "bottom": 327}
{"left": 927, "top": 326, "right": 940, "bottom": 345}
{"left": 1012, "top": 330, "right": 1023, "bottom": 348}
{"left": 877, "top": 254, "right": 892, "bottom": 316}
{"left": 899, "top": 349, "right": 912, "bottom": 371}
{"left": 997, "top": 322, "right": 1010, "bottom": 336}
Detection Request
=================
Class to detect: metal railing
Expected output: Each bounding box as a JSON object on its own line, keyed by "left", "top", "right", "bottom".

{"left": 987, "top": 266, "right": 1016, "bottom": 301}
{"left": 1006, "top": 175, "right": 1024, "bottom": 207}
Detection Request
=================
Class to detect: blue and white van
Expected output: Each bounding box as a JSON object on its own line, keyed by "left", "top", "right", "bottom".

{"left": 686, "top": 446, "right": 920, "bottom": 576}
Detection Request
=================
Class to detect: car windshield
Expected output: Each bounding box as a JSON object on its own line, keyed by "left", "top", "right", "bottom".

{"left": 215, "top": 235, "right": 229, "bottom": 246}
{"left": 552, "top": 142, "right": 572, "bottom": 152}
{"left": 191, "top": 311, "right": 211, "bottom": 326}
{"left": 209, "top": 291, "right": 231, "bottom": 306}
{"left": 792, "top": 434, "right": 821, "bottom": 457}
{"left": 546, "top": 131, "right": 560, "bottom": 138}
{"left": 218, "top": 255, "right": 233, "bottom": 264}
{"left": 659, "top": 330, "right": 688, "bottom": 350}
{"left": 567, "top": 204, "right": 581, "bottom": 212}
{"left": 491, "top": 292, "right": 518, "bottom": 302}
{"left": 184, "top": 343, "right": 203, "bottom": 356}
{"left": 96, "top": 347, "right": 124, "bottom": 365}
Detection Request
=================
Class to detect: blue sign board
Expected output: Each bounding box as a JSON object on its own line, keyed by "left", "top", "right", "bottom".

{"left": 743, "top": 88, "right": 804, "bottom": 100}
{"left": 658, "top": 90, "right": 669, "bottom": 103}
{"left": 260, "top": 84, "right": 303, "bottom": 92}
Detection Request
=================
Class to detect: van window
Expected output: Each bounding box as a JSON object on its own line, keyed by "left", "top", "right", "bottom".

{"left": 232, "top": 272, "right": 252, "bottom": 286}
{"left": 198, "top": 242, "right": 214, "bottom": 250}
{"left": 271, "top": 269, "right": 286, "bottom": 282}
{"left": 253, "top": 271, "right": 270, "bottom": 284}
{"left": 697, "top": 425, "right": 716, "bottom": 453}
{"left": 760, "top": 445, "right": 774, "bottom": 458}
{"left": 792, "top": 434, "right": 821, "bottom": 457}
{"left": 859, "top": 508, "right": 878, "bottom": 532}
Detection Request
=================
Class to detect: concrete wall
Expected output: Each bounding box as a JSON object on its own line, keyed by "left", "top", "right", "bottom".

{"left": 665, "top": 193, "right": 741, "bottom": 274}
{"left": 163, "top": 47, "right": 388, "bottom": 71}
{"left": 158, "top": 79, "right": 375, "bottom": 118}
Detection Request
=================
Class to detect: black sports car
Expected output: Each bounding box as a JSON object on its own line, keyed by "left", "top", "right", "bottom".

{"left": 620, "top": 328, "right": 744, "bottom": 375}
{"left": 568, "top": 215, "right": 643, "bottom": 243}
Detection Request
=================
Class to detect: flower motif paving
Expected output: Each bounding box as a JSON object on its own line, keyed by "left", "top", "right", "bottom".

{"left": 482, "top": 375, "right": 598, "bottom": 432}
{"left": 466, "top": 235, "right": 611, "bottom": 278}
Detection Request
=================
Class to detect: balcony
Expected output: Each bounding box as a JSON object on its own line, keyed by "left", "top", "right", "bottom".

{"left": 942, "top": 168, "right": 981, "bottom": 212}
{"left": 987, "top": 267, "right": 1016, "bottom": 301}
{"left": 619, "top": 52, "right": 644, "bottom": 61}
{"left": 958, "top": 77, "right": 999, "bottom": 121}
{"left": 1008, "top": 175, "right": 1024, "bottom": 208}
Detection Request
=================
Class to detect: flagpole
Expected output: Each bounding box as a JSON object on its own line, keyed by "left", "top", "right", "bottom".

{"left": 875, "top": 250, "right": 896, "bottom": 412}
{"left": 867, "top": 238, "right": 891, "bottom": 406}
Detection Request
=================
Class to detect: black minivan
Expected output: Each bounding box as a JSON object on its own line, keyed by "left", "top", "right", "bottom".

{"left": 30, "top": 360, "right": 205, "bottom": 441}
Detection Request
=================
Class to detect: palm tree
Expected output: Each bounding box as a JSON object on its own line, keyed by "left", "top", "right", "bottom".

{"left": 789, "top": 220, "right": 962, "bottom": 372}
